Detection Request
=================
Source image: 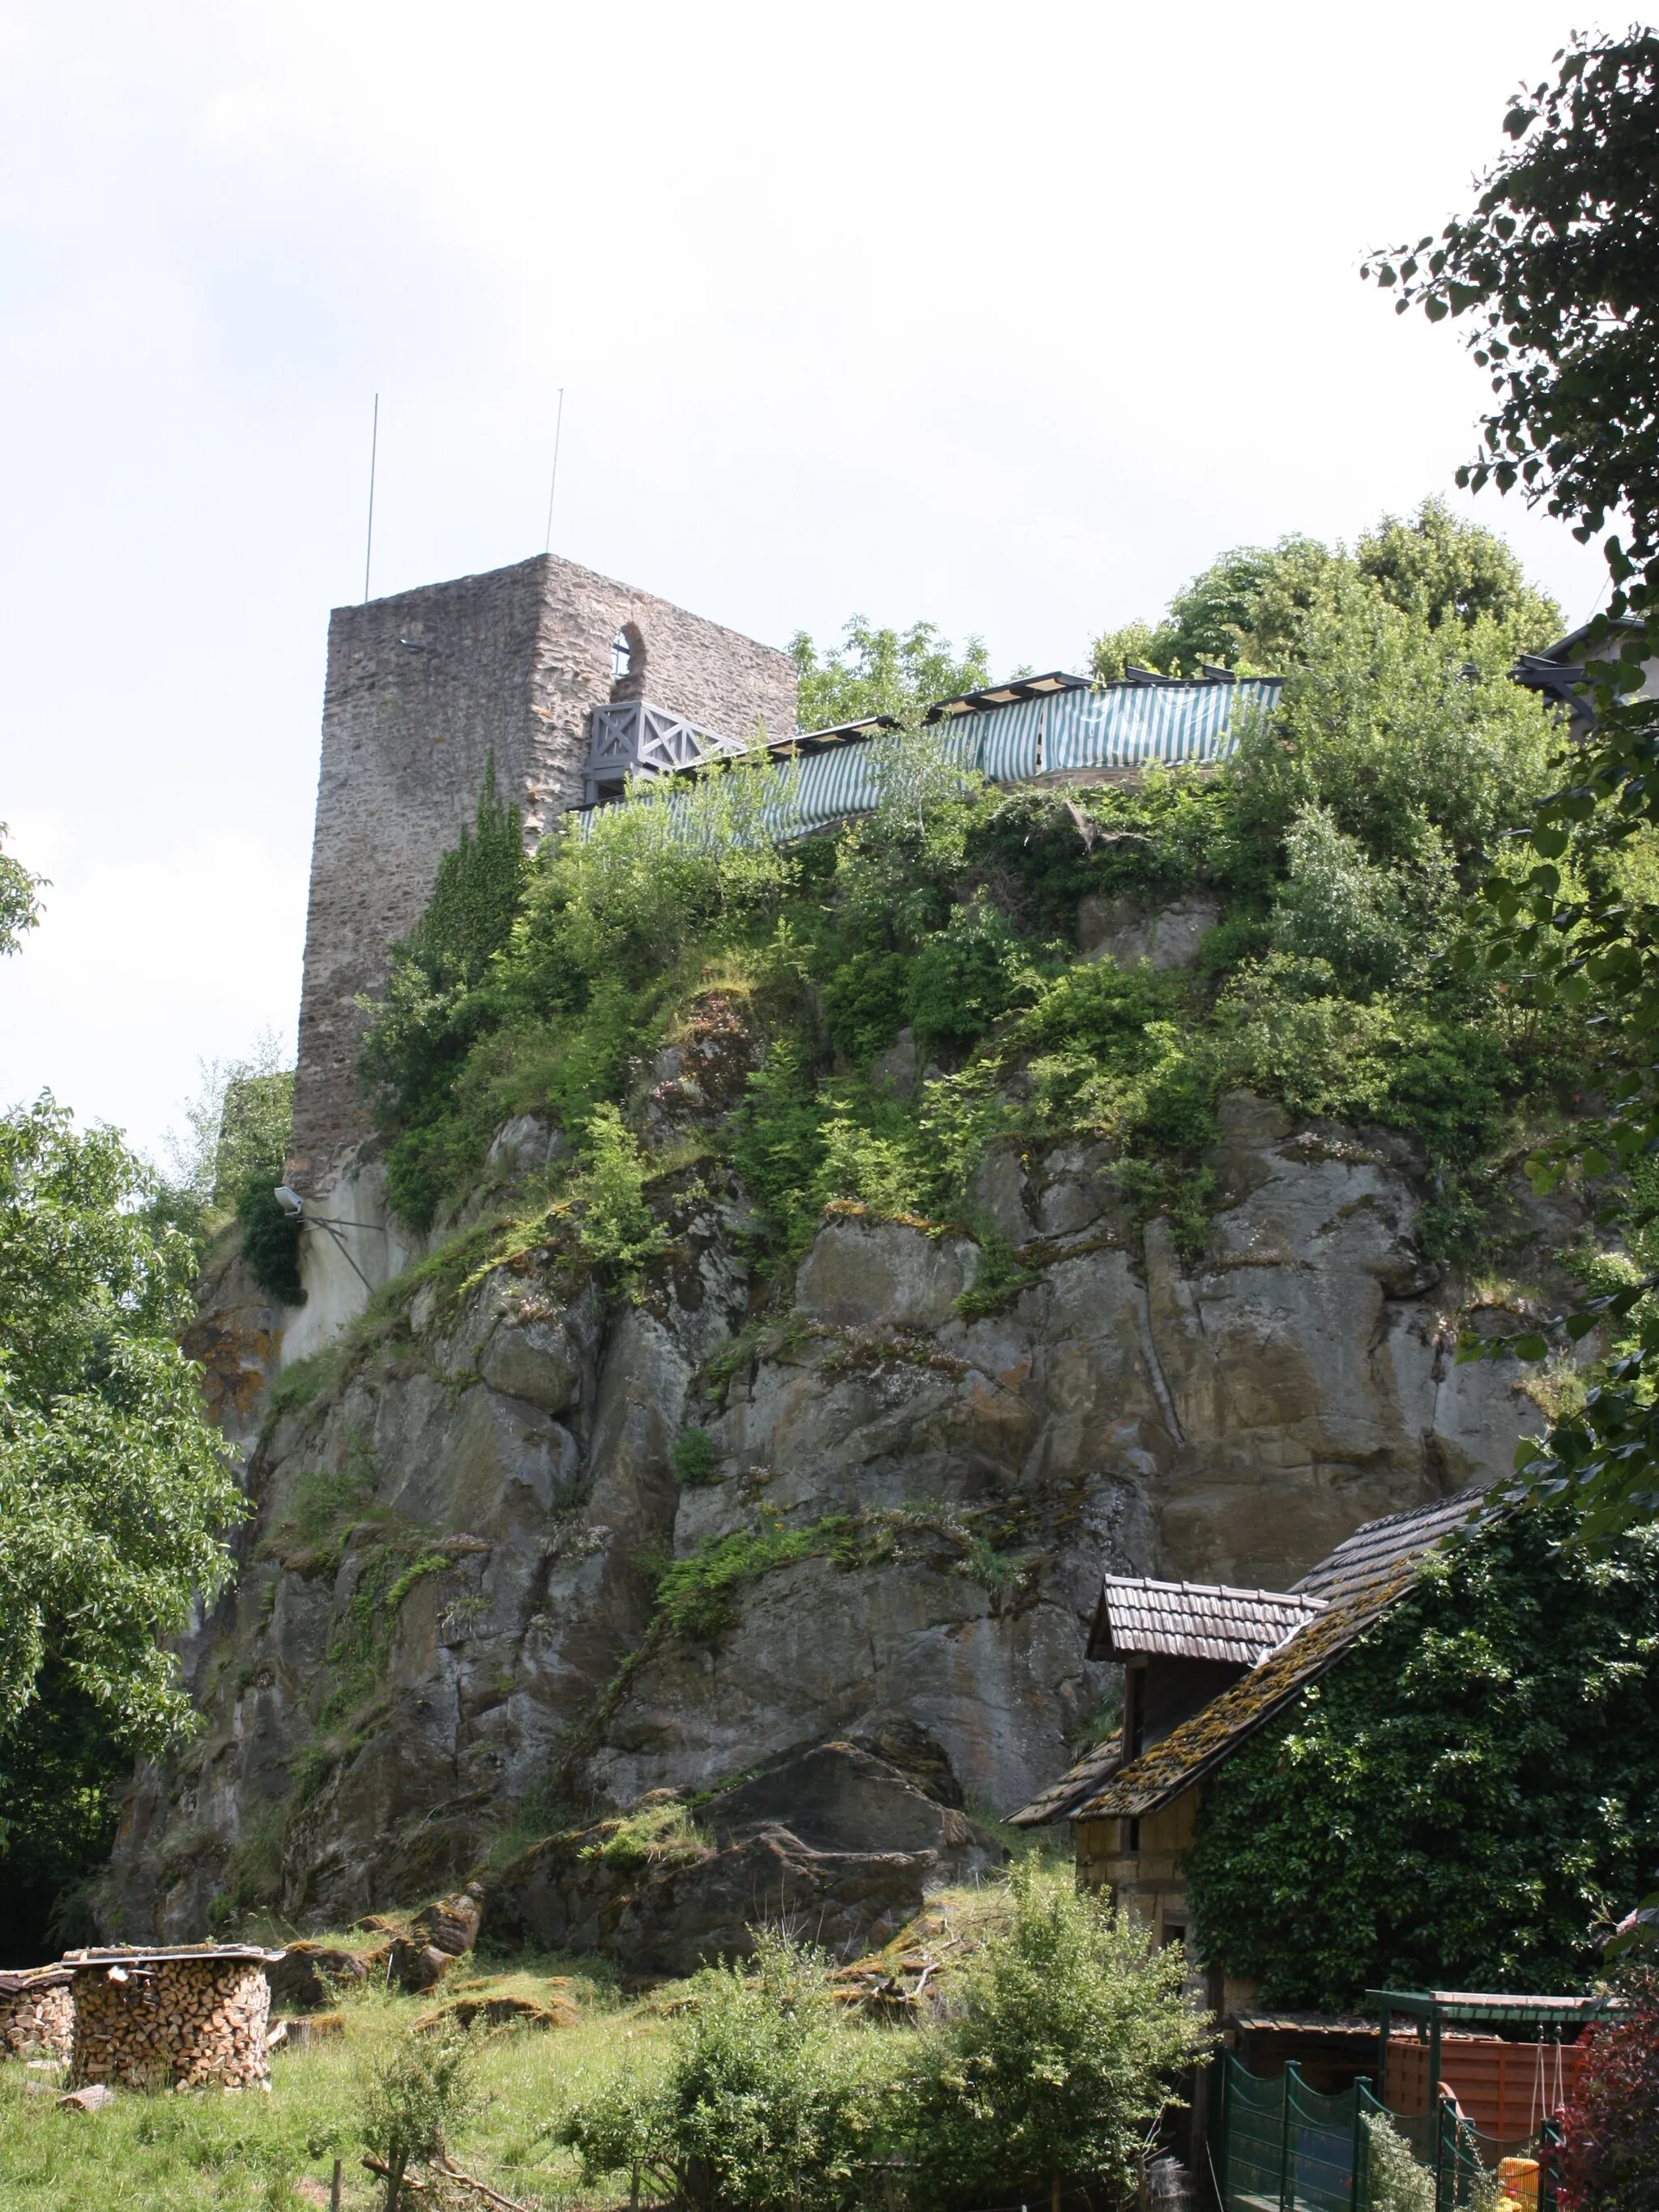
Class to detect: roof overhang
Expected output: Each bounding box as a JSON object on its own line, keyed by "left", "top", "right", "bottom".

{"left": 925, "top": 671, "right": 1090, "bottom": 721}
{"left": 1085, "top": 1575, "right": 1325, "bottom": 1666}
{"left": 1367, "top": 1988, "right": 1615, "bottom": 2031}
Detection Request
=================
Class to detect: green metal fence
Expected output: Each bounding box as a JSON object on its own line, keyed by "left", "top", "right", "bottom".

{"left": 1217, "top": 2055, "right": 1560, "bottom": 2212}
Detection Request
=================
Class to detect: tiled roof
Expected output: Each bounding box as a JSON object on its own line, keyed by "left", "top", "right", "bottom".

{"left": 1073, "top": 1490, "right": 1490, "bottom": 1822}
{"left": 1291, "top": 1490, "right": 1488, "bottom": 1604}
{"left": 1007, "top": 1733, "right": 1124, "bottom": 1827}
{"left": 1087, "top": 1577, "right": 1325, "bottom": 1665}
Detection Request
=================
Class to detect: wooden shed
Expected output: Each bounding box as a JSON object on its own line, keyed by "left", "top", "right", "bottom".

{"left": 62, "top": 1943, "right": 285, "bottom": 2092}
{"left": 1063, "top": 1492, "right": 1486, "bottom": 1975}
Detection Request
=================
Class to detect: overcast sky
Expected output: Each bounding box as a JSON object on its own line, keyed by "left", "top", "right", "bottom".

{"left": 0, "top": 1, "right": 1614, "bottom": 1163}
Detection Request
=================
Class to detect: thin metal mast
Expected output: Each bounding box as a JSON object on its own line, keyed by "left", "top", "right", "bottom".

{"left": 363, "top": 393, "right": 379, "bottom": 603}
{"left": 543, "top": 387, "right": 565, "bottom": 554}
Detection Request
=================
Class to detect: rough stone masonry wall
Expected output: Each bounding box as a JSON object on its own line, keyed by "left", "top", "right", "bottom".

{"left": 0, "top": 1975, "right": 73, "bottom": 2059}
{"left": 287, "top": 552, "right": 798, "bottom": 1193}
{"left": 70, "top": 1958, "right": 272, "bottom": 2091}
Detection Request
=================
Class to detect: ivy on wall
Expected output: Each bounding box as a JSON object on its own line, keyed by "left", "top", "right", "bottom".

{"left": 1183, "top": 1507, "right": 1659, "bottom": 2009}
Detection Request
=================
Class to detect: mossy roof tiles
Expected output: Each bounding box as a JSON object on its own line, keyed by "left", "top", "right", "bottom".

{"left": 1072, "top": 1490, "right": 1490, "bottom": 1822}
{"left": 1008, "top": 1733, "right": 1124, "bottom": 1826}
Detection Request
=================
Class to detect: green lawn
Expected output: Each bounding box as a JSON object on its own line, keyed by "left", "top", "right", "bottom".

{"left": 0, "top": 1955, "right": 662, "bottom": 2211}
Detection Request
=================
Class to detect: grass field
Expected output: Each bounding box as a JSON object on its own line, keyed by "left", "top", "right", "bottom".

{"left": 0, "top": 1953, "right": 663, "bottom": 2211}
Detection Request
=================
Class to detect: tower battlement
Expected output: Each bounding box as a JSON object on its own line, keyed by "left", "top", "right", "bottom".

{"left": 286, "top": 552, "right": 797, "bottom": 1192}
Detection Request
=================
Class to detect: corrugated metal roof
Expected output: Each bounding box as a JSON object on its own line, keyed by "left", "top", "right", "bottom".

{"left": 1073, "top": 1492, "right": 1490, "bottom": 1822}
{"left": 1087, "top": 1577, "right": 1325, "bottom": 1665}
{"left": 1007, "top": 1733, "right": 1124, "bottom": 1827}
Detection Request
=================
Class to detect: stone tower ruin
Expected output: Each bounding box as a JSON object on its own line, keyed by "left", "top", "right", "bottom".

{"left": 286, "top": 552, "right": 798, "bottom": 1198}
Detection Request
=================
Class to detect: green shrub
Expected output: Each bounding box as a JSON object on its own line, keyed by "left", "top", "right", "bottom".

{"left": 1269, "top": 801, "right": 1435, "bottom": 991}
{"left": 960, "top": 774, "right": 1230, "bottom": 933}
{"left": 1363, "top": 2112, "right": 1435, "bottom": 2212}
{"left": 814, "top": 1101, "right": 920, "bottom": 1215}
{"left": 728, "top": 1042, "right": 834, "bottom": 1255}
{"left": 907, "top": 896, "right": 1034, "bottom": 1055}
{"left": 579, "top": 1798, "right": 710, "bottom": 1870}
{"left": 821, "top": 948, "right": 911, "bottom": 1063}
{"left": 651, "top": 1518, "right": 855, "bottom": 1643}
{"left": 236, "top": 1171, "right": 305, "bottom": 1306}
{"left": 955, "top": 1232, "right": 1041, "bottom": 1319}
{"left": 558, "top": 1930, "right": 884, "bottom": 2212}
{"left": 360, "top": 2026, "right": 484, "bottom": 2210}
{"left": 571, "top": 1106, "right": 667, "bottom": 1273}
{"left": 898, "top": 1859, "right": 1209, "bottom": 2206}
{"left": 672, "top": 1428, "right": 717, "bottom": 1486}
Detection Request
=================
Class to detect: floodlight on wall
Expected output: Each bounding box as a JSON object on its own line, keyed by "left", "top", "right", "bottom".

{"left": 273, "top": 1186, "right": 304, "bottom": 1217}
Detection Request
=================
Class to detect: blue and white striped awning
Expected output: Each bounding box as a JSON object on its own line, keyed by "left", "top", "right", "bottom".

{"left": 572, "top": 674, "right": 1281, "bottom": 844}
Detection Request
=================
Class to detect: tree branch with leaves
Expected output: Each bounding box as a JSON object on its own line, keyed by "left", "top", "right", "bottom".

{"left": 1366, "top": 30, "right": 1659, "bottom": 1539}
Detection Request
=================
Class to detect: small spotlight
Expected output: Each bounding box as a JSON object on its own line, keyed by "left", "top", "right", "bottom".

{"left": 273, "top": 1185, "right": 304, "bottom": 1217}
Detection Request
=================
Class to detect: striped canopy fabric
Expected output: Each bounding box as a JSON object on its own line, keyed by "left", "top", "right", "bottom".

{"left": 573, "top": 673, "right": 1283, "bottom": 844}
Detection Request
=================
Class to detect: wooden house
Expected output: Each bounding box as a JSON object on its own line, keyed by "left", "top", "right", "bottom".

{"left": 1013, "top": 1492, "right": 1486, "bottom": 1985}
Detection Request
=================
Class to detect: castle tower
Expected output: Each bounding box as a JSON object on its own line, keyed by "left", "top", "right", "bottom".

{"left": 285, "top": 552, "right": 797, "bottom": 1198}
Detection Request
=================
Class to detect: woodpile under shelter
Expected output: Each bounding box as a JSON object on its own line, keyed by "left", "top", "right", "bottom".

{"left": 62, "top": 1943, "right": 285, "bottom": 2092}
{"left": 0, "top": 1965, "right": 74, "bottom": 2060}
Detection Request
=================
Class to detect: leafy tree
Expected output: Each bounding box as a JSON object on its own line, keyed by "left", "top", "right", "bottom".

{"left": 1091, "top": 503, "right": 1557, "bottom": 681}
{"left": 1354, "top": 498, "right": 1559, "bottom": 637}
{"left": 788, "top": 616, "right": 990, "bottom": 730}
{"left": 0, "top": 821, "right": 45, "bottom": 956}
{"left": 1365, "top": 32, "right": 1659, "bottom": 1536}
{"left": 1366, "top": 33, "right": 1659, "bottom": 599}
{"left": 899, "top": 1859, "right": 1208, "bottom": 2210}
{"left": 1094, "top": 535, "right": 1341, "bottom": 679}
{"left": 0, "top": 1097, "right": 244, "bottom": 1748}
{"left": 160, "top": 1038, "right": 301, "bottom": 1302}
{"left": 0, "top": 1655, "right": 126, "bottom": 1960}
{"left": 1183, "top": 1507, "right": 1659, "bottom": 2009}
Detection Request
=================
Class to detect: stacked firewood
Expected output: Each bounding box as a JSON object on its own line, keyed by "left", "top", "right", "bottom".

{"left": 64, "top": 1947, "right": 282, "bottom": 2092}
{"left": 0, "top": 1968, "right": 74, "bottom": 2059}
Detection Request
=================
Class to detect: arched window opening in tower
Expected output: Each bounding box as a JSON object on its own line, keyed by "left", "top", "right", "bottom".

{"left": 610, "top": 622, "right": 646, "bottom": 701}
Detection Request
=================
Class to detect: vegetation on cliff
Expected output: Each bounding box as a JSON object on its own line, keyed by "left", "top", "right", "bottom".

{"left": 1184, "top": 1505, "right": 1659, "bottom": 2009}
{"left": 359, "top": 501, "right": 1576, "bottom": 1312}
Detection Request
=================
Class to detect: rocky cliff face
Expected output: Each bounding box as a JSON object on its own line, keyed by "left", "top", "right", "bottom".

{"left": 102, "top": 1080, "right": 1550, "bottom": 1954}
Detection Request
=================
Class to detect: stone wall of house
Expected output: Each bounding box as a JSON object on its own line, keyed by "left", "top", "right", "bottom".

{"left": 285, "top": 553, "right": 798, "bottom": 1196}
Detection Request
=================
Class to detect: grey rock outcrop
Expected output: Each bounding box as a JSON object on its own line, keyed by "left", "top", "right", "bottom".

{"left": 102, "top": 1094, "right": 1559, "bottom": 1950}
{"left": 1078, "top": 893, "right": 1221, "bottom": 969}
{"left": 483, "top": 1821, "right": 936, "bottom": 1976}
